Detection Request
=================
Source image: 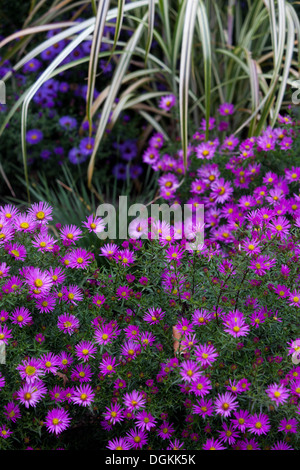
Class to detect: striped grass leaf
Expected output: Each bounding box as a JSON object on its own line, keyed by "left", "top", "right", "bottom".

{"left": 111, "top": 0, "right": 125, "bottom": 52}
{"left": 87, "top": 14, "right": 147, "bottom": 188}
{"left": 270, "top": 6, "right": 295, "bottom": 127}
{"left": 179, "top": 0, "right": 198, "bottom": 173}
{"left": 86, "top": 0, "right": 111, "bottom": 134}
{"left": 20, "top": 25, "right": 95, "bottom": 201}
{"left": 245, "top": 50, "right": 260, "bottom": 136}
{"left": 145, "top": 0, "right": 155, "bottom": 64}
{"left": 196, "top": 0, "right": 212, "bottom": 141}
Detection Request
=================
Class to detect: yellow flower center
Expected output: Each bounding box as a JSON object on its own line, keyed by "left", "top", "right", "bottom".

{"left": 36, "top": 211, "right": 45, "bottom": 220}
{"left": 20, "top": 222, "right": 29, "bottom": 229}
{"left": 25, "top": 366, "right": 36, "bottom": 376}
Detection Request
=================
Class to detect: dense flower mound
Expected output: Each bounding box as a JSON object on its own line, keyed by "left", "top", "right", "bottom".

{"left": 0, "top": 193, "right": 299, "bottom": 450}
{"left": 0, "top": 113, "right": 300, "bottom": 449}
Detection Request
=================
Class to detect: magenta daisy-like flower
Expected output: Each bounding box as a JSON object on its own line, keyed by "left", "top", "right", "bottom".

{"left": 28, "top": 202, "right": 53, "bottom": 224}
{"left": 239, "top": 438, "right": 260, "bottom": 450}
{"left": 140, "top": 331, "right": 156, "bottom": 348}
{"left": 49, "top": 385, "right": 66, "bottom": 403}
{"left": 40, "top": 352, "right": 60, "bottom": 374}
{"left": 0, "top": 425, "right": 13, "bottom": 439}
{"left": 126, "top": 427, "right": 148, "bottom": 449}
{"left": 116, "top": 285, "right": 131, "bottom": 300}
{"left": 278, "top": 418, "right": 297, "bottom": 434}
{"left": 35, "top": 295, "right": 56, "bottom": 313}
{"left": 269, "top": 216, "right": 291, "bottom": 240}
{"left": 0, "top": 372, "right": 5, "bottom": 388}
{"left": 71, "top": 384, "right": 95, "bottom": 407}
{"left": 103, "top": 403, "right": 125, "bottom": 425}
{"left": 24, "top": 267, "right": 53, "bottom": 297}
{"left": 2, "top": 275, "right": 24, "bottom": 294}
{"left": 249, "top": 254, "right": 276, "bottom": 276}
{"left": 218, "top": 422, "right": 240, "bottom": 445}
{"left": 214, "top": 392, "right": 239, "bottom": 417}
{"left": 45, "top": 408, "right": 71, "bottom": 435}
{"left": 165, "top": 245, "right": 185, "bottom": 264}
{"left": 57, "top": 313, "right": 80, "bottom": 335}
{"left": 92, "top": 294, "right": 106, "bottom": 308}
{"left": 17, "top": 380, "right": 47, "bottom": 408}
{"left": 247, "top": 412, "right": 271, "bottom": 435}
{"left": 167, "top": 439, "right": 185, "bottom": 450}
{"left": 175, "top": 317, "right": 195, "bottom": 335}
{"left": 289, "top": 379, "right": 300, "bottom": 396}
{"left": 94, "top": 324, "right": 115, "bottom": 346}
{"left": 237, "top": 378, "right": 251, "bottom": 392}
{"left": 71, "top": 364, "right": 93, "bottom": 383}
{"left": 106, "top": 437, "right": 131, "bottom": 450}
{"left": 0, "top": 262, "right": 10, "bottom": 278}
{"left": 202, "top": 437, "right": 226, "bottom": 450}
{"left": 271, "top": 440, "right": 293, "bottom": 451}
{"left": 274, "top": 284, "right": 290, "bottom": 299}
{"left": 143, "top": 307, "right": 165, "bottom": 324}
{"left": 180, "top": 360, "right": 202, "bottom": 383}
{"left": 58, "top": 351, "right": 74, "bottom": 370}
{"left": 116, "top": 249, "right": 136, "bottom": 266}
{"left": 13, "top": 213, "right": 36, "bottom": 233}
{"left": 135, "top": 411, "right": 157, "bottom": 431}
{"left": 231, "top": 409, "right": 250, "bottom": 432}
{"left": 48, "top": 266, "right": 66, "bottom": 285}
{"left": 241, "top": 238, "right": 261, "bottom": 256}
{"left": 288, "top": 290, "right": 300, "bottom": 307}
{"left": 195, "top": 142, "right": 215, "bottom": 160}
{"left": 159, "top": 94, "right": 176, "bottom": 111}
{"left": 82, "top": 214, "right": 105, "bottom": 234}
{"left": 62, "top": 284, "right": 83, "bottom": 305}
{"left": 0, "top": 204, "right": 19, "bottom": 221}
{"left": 124, "top": 324, "right": 140, "bottom": 340}
{"left": 191, "top": 309, "right": 212, "bottom": 326}
{"left": 189, "top": 376, "right": 211, "bottom": 397}
{"left": 157, "top": 421, "right": 175, "bottom": 440}
{"left": 100, "top": 243, "right": 119, "bottom": 259}
{"left": 16, "top": 357, "right": 44, "bottom": 384}
{"left": 7, "top": 242, "right": 27, "bottom": 261}
{"left": 219, "top": 102, "right": 234, "bottom": 116}
{"left": 223, "top": 311, "right": 250, "bottom": 338}
{"left": 120, "top": 340, "right": 141, "bottom": 359}
{"left": 123, "top": 390, "right": 146, "bottom": 412}
{"left": 60, "top": 224, "right": 82, "bottom": 246}
{"left": 210, "top": 178, "right": 233, "bottom": 204}
{"left": 113, "top": 379, "right": 127, "bottom": 391}
{"left": 4, "top": 402, "right": 21, "bottom": 423}
{"left": 99, "top": 356, "right": 118, "bottom": 376}
{"left": 10, "top": 307, "right": 32, "bottom": 328}
{"left": 250, "top": 310, "right": 266, "bottom": 328}
{"left": 69, "top": 248, "right": 93, "bottom": 269}
{"left": 266, "top": 383, "right": 290, "bottom": 405}
{"left": 194, "top": 343, "right": 219, "bottom": 367}
{"left": 75, "top": 340, "right": 97, "bottom": 362}
{"left": 0, "top": 324, "right": 12, "bottom": 345}
{"left": 0, "top": 225, "right": 15, "bottom": 245}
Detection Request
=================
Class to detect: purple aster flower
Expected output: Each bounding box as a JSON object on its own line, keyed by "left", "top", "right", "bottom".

{"left": 26, "top": 129, "right": 43, "bottom": 144}
{"left": 45, "top": 408, "right": 71, "bottom": 435}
